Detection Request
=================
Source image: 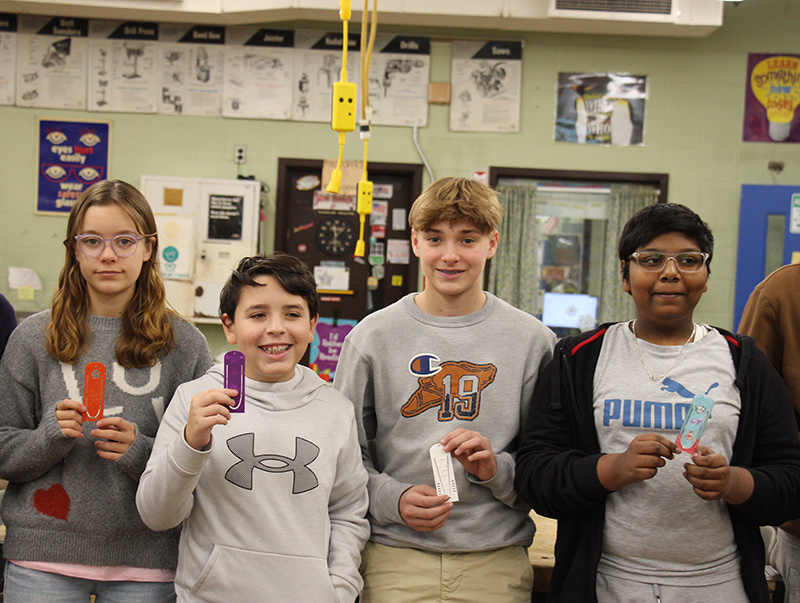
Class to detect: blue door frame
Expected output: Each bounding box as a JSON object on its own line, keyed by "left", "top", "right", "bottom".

{"left": 734, "top": 184, "right": 800, "bottom": 329}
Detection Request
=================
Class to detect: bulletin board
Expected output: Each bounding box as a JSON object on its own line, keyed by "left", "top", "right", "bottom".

{"left": 141, "top": 174, "right": 261, "bottom": 322}
{"left": 275, "top": 158, "right": 422, "bottom": 325}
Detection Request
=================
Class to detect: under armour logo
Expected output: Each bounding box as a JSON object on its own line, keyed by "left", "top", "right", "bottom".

{"left": 225, "top": 433, "right": 320, "bottom": 494}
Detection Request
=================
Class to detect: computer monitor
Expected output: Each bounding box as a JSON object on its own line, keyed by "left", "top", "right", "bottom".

{"left": 542, "top": 292, "right": 598, "bottom": 330}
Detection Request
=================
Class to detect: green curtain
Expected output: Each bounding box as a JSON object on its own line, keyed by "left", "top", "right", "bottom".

{"left": 488, "top": 184, "right": 540, "bottom": 315}
{"left": 598, "top": 184, "right": 660, "bottom": 323}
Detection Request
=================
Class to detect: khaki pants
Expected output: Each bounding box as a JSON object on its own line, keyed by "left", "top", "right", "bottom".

{"left": 359, "top": 541, "right": 533, "bottom": 603}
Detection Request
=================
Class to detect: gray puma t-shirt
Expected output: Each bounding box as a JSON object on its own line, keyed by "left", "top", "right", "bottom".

{"left": 593, "top": 322, "right": 742, "bottom": 586}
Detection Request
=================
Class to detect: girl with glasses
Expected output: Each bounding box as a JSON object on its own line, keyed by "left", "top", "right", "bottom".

{"left": 0, "top": 180, "right": 213, "bottom": 602}
{"left": 515, "top": 203, "right": 800, "bottom": 603}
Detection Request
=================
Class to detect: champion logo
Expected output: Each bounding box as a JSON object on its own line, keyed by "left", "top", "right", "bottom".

{"left": 409, "top": 353, "right": 442, "bottom": 377}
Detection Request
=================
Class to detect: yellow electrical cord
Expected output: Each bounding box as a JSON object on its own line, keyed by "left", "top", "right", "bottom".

{"left": 354, "top": 0, "right": 377, "bottom": 257}
{"left": 326, "top": 0, "right": 356, "bottom": 194}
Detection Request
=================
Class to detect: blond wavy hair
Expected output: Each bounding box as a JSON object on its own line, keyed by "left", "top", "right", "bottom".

{"left": 408, "top": 177, "right": 503, "bottom": 234}
{"left": 46, "top": 180, "right": 175, "bottom": 367}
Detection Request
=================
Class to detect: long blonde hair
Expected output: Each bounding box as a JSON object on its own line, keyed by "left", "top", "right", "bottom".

{"left": 46, "top": 180, "right": 176, "bottom": 367}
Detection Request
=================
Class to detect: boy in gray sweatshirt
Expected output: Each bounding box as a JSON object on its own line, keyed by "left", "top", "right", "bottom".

{"left": 334, "top": 177, "right": 556, "bottom": 602}
{"left": 137, "top": 253, "right": 369, "bottom": 603}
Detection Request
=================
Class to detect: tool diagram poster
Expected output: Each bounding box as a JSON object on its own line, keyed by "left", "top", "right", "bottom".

{"left": 223, "top": 27, "right": 294, "bottom": 119}
{"left": 555, "top": 72, "right": 647, "bottom": 146}
{"left": 0, "top": 14, "right": 16, "bottom": 105}
{"left": 16, "top": 16, "right": 89, "bottom": 110}
{"left": 159, "top": 24, "right": 225, "bottom": 116}
{"left": 88, "top": 20, "right": 159, "bottom": 113}
{"left": 292, "top": 29, "right": 361, "bottom": 123}
{"left": 450, "top": 40, "right": 522, "bottom": 133}
{"left": 36, "top": 117, "right": 110, "bottom": 214}
{"left": 368, "top": 35, "right": 430, "bottom": 127}
{"left": 743, "top": 53, "right": 800, "bottom": 143}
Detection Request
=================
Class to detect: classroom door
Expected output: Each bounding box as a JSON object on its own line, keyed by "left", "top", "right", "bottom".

{"left": 734, "top": 184, "right": 800, "bottom": 328}
{"left": 275, "top": 158, "right": 422, "bottom": 322}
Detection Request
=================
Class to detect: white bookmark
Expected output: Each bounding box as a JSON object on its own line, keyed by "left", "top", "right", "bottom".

{"left": 429, "top": 443, "right": 459, "bottom": 502}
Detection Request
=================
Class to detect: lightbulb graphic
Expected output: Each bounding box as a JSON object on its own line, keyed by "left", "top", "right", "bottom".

{"left": 750, "top": 55, "right": 800, "bottom": 142}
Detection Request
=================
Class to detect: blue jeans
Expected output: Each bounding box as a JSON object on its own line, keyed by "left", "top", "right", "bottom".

{"left": 3, "top": 562, "right": 177, "bottom": 603}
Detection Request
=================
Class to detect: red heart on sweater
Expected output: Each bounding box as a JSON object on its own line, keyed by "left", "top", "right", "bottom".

{"left": 33, "top": 484, "right": 70, "bottom": 520}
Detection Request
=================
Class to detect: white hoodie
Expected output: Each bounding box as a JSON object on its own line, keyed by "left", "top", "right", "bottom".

{"left": 137, "top": 364, "right": 370, "bottom": 603}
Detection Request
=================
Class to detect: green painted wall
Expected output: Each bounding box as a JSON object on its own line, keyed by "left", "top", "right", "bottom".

{"left": 1, "top": 0, "right": 798, "bottom": 357}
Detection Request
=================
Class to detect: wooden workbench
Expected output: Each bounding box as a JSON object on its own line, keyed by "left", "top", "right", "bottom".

{"left": 529, "top": 511, "right": 556, "bottom": 593}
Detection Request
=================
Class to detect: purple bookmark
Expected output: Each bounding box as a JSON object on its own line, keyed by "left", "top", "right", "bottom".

{"left": 224, "top": 351, "right": 246, "bottom": 413}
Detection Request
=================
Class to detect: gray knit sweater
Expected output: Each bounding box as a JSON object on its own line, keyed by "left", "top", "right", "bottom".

{"left": 0, "top": 310, "right": 213, "bottom": 569}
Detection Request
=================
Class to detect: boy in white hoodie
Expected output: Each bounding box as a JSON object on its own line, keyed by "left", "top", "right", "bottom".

{"left": 136, "top": 253, "right": 370, "bottom": 603}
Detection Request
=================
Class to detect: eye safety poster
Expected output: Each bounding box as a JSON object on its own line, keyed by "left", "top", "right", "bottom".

{"left": 36, "top": 117, "right": 110, "bottom": 214}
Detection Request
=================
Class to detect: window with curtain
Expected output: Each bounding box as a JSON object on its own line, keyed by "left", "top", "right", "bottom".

{"left": 488, "top": 178, "right": 659, "bottom": 335}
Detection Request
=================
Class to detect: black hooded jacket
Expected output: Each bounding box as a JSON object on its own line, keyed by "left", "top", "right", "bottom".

{"left": 515, "top": 323, "right": 800, "bottom": 603}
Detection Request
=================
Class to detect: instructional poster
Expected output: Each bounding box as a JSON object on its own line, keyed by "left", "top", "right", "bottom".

{"left": 223, "top": 27, "right": 294, "bottom": 119}
{"left": 36, "top": 117, "right": 110, "bottom": 214}
{"left": 16, "top": 16, "right": 89, "bottom": 110}
{"left": 0, "top": 13, "right": 16, "bottom": 105}
{"left": 368, "top": 35, "right": 430, "bottom": 127}
{"left": 743, "top": 53, "right": 800, "bottom": 143}
{"left": 159, "top": 24, "right": 225, "bottom": 116}
{"left": 555, "top": 72, "right": 647, "bottom": 146}
{"left": 450, "top": 40, "right": 522, "bottom": 133}
{"left": 292, "top": 29, "right": 361, "bottom": 123}
{"left": 88, "top": 20, "right": 159, "bottom": 113}
{"left": 207, "top": 194, "right": 243, "bottom": 240}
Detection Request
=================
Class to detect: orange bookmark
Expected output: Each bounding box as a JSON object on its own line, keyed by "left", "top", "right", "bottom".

{"left": 83, "top": 362, "right": 106, "bottom": 422}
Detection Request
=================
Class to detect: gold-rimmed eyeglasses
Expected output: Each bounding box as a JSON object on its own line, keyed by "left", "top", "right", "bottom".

{"left": 629, "top": 251, "right": 709, "bottom": 273}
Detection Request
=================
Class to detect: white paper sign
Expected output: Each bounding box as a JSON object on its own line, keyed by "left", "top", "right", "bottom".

{"left": 791, "top": 194, "right": 800, "bottom": 234}
{"left": 223, "top": 27, "right": 294, "bottom": 120}
{"left": 159, "top": 24, "right": 225, "bottom": 116}
{"left": 314, "top": 265, "right": 350, "bottom": 291}
{"left": 387, "top": 239, "right": 410, "bottom": 265}
{"left": 8, "top": 267, "right": 43, "bottom": 290}
{"left": 155, "top": 214, "right": 195, "bottom": 280}
{"left": 16, "top": 16, "right": 89, "bottom": 110}
{"left": 450, "top": 40, "right": 522, "bottom": 133}
{"left": 88, "top": 20, "right": 159, "bottom": 113}
{"left": 368, "top": 35, "right": 430, "bottom": 127}
{"left": 0, "top": 16, "right": 17, "bottom": 105}
{"left": 292, "top": 29, "right": 361, "bottom": 123}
